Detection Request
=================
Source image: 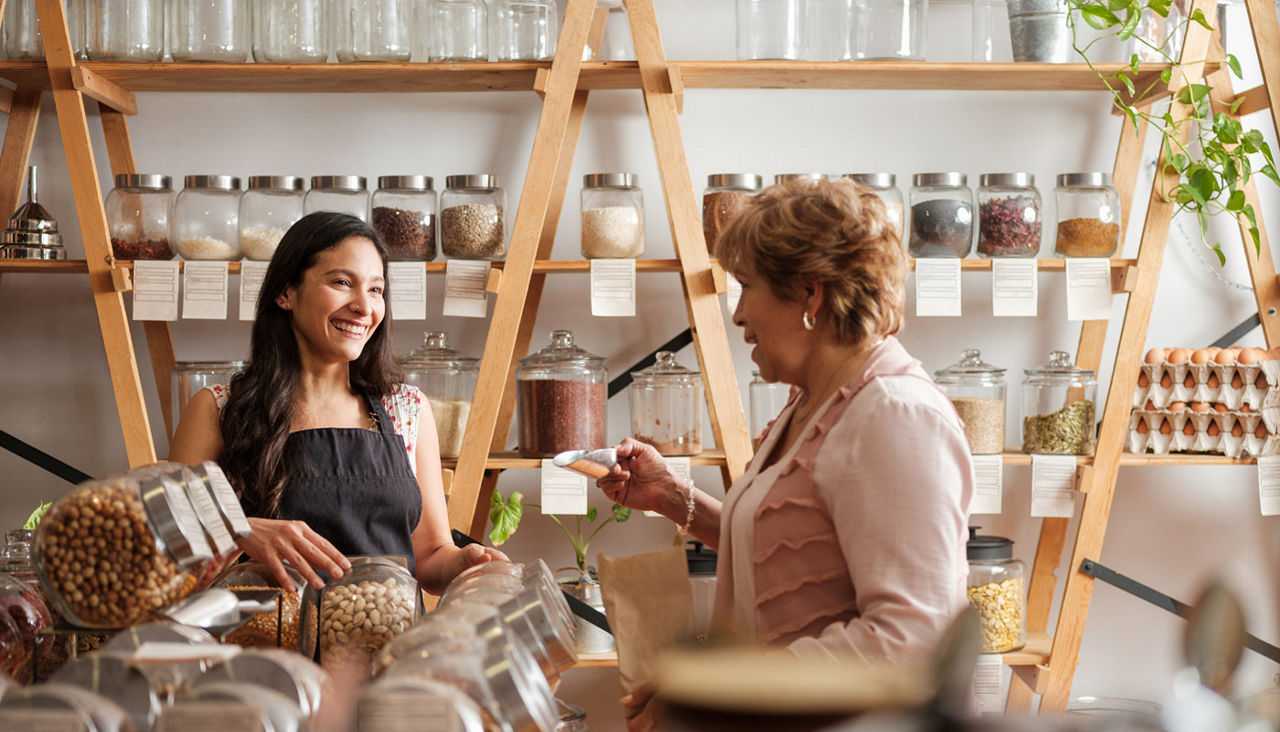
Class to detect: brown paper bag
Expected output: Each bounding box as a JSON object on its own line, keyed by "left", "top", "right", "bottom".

{"left": 597, "top": 545, "right": 694, "bottom": 693}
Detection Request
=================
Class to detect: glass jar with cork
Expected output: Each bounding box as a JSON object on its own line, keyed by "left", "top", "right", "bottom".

{"left": 934, "top": 349, "right": 1006, "bottom": 454}
{"left": 703, "top": 174, "right": 761, "bottom": 254}
{"left": 1022, "top": 350, "right": 1097, "bottom": 455}
{"left": 845, "top": 173, "right": 903, "bottom": 242}
{"left": 372, "top": 176, "right": 437, "bottom": 261}
{"left": 440, "top": 175, "right": 506, "bottom": 261}
{"left": 1054, "top": 172, "right": 1121, "bottom": 258}
{"left": 629, "top": 351, "right": 703, "bottom": 456}
{"left": 581, "top": 173, "right": 644, "bottom": 259}
{"left": 239, "top": 176, "right": 305, "bottom": 261}
{"left": 105, "top": 174, "right": 175, "bottom": 261}
{"left": 516, "top": 330, "right": 608, "bottom": 458}
{"left": 966, "top": 527, "right": 1026, "bottom": 653}
{"left": 909, "top": 172, "right": 973, "bottom": 258}
{"left": 174, "top": 175, "right": 242, "bottom": 261}
{"left": 400, "top": 331, "right": 479, "bottom": 459}
{"left": 977, "top": 173, "right": 1041, "bottom": 257}
{"left": 305, "top": 176, "right": 369, "bottom": 221}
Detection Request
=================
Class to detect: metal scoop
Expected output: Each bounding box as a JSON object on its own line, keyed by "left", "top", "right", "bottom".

{"left": 551, "top": 448, "right": 618, "bottom": 479}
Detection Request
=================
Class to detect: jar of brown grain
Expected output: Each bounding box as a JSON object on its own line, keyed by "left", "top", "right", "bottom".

{"left": 934, "top": 349, "right": 1006, "bottom": 454}
{"left": 515, "top": 330, "right": 608, "bottom": 458}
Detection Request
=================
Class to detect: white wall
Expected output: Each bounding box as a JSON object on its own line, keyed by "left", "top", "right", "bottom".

{"left": 1, "top": 0, "right": 1278, "bottom": 727}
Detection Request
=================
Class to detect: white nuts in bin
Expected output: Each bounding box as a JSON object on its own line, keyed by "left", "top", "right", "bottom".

{"left": 320, "top": 579, "right": 416, "bottom": 673}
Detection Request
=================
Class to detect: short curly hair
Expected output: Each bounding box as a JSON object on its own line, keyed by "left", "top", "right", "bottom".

{"left": 715, "top": 177, "right": 907, "bottom": 346}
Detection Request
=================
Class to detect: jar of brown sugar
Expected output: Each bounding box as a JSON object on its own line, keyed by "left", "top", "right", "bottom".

{"left": 702, "top": 174, "right": 761, "bottom": 254}
{"left": 516, "top": 330, "right": 608, "bottom": 458}
{"left": 1054, "top": 172, "right": 1120, "bottom": 257}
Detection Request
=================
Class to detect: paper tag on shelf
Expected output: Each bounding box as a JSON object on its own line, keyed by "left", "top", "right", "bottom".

{"left": 991, "top": 259, "right": 1037, "bottom": 317}
{"left": 974, "top": 653, "right": 1004, "bottom": 714}
{"left": 132, "top": 260, "right": 181, "bottom": 321}
{"left": 646, "top": 456, "right": 692, "bottom": 517}
{"left": 725, "top": 272, "right": 742, "bottom": 314}
{"left": 389, "top": 261, "right": 428, "bottom": 320}
{"left": 1257, "top": 456, "right": 1280, "bottom": 516}
{"left": 182, "top": 261, "right": 229, "bottom": 320}
{"left": 1031, "top": 454, "right": 1076, "bottom": 517}
{"left": 591, "top": 259, "right": 636, "bottom": 317}
{"left": 970, "top": 454, "right": 1004, "bottom": 515}
{"left": 915, "top": 258, "right": 962, "bottom": 317}
{"left": 238, "top": 260, "right": 269, "bottom": 321}
{"left": 442, "top": 260, "right": 489, "bottom": 318}
{"left": 1065, "top": 258, "right": 1112, "bottom": 321}
{"left": 541, "top": 459, "right": 589, "bottom": 515}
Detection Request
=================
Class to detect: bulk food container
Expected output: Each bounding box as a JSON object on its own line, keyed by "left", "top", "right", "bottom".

{"left": 977, "top": 173, "right": 1041, "bottom": 257}
{"left": 703, "top": 173, "right": 761, "bottom": 254}
{"left": 737, "top": 0, "right": 802, "bottom": 59}
{"left": 425, "top": 0, "right": 488, "bottom": 60}
{"left": 0, "top": 529, "right": 72, "bottom": 681}
{"left": 934, "top": 349, "right": 1006, "bottom": 454}
{"left": 966, "top": 528, "right": 1026, "bottom": 653}
{"left": 581, "top": 173, "right": 644, "bottom": 259}
{"left": 239, "top": 176, "right": 305, "bottom": 261}
{"left": 749, "top": 370, "right": 790, "bottom": 445}
{"left": 909, "top": 172, "right": 973, "bottom": 258}
{"left": 212, "top": 561, "right": 306, "bottom": 649}
{"left": 630, "top": 351, "right": 703, "bottom": 456}
{"left": 1054, "top": 172, "right": 1121, "bottom": 258}
{"left": 401, "top": 331, "right": 479, "bottom": 459}
{"left": 856, "top": 0, "right": 928, "bottom": 59}
{"left": 440, "top": 174, "right": 506, "bottom": 260}
{"left": 170, "top": 0, "right": 251, "bottom": 62}
{"left": 106, "top": 174, "right": 175, "bottom": 260}
{"left": 85, "top": 0, "right": 164, "bottom": 61}
{"left": 304, "top": 557, "right": 419, "bottom": 679}
{"left": 372, "top": 176, "right": 437, "bottom": 261}
{"left": 516, "top": 330, "right": 608, "bottom": 457}
{"left": 305, "top": 175, "right": 369, "bottom": 221}
{"left": 0, "top": 683, "right": 133, "bottom": 732}
{"left": 1022, "top": 350, "right": 1097, "bottom": 455}
{"left": 174, "top": 175, "right": 242, "bottom": 260}
{"left": 333, "top": 0, "right": 414, "bottom": 61}
{"left": 495, "top": 0, "right": 558, "bottom": 60}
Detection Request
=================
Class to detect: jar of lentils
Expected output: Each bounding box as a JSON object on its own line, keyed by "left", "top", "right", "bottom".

{"left": 305, "top": 176, "right": 369, "bottom": 221}
{"left": 440, "top": 175, "right": 506, "bottom": 261}
{"left": 239, "top": 176, "right": 305, "bottom": 261}
{"left": 1054, "top": 172, "right": 1121, "bottom": 257}
{"left": 909, "top": 172, "right": 973, "bottom": 258}
{"left": 581, "top": 173, "right": 644, "bottom": 259}
{"left": 977, "top": 172, "right": 1041, "bottom": 257}
{"left": 105, "top": 174, "right": 175, "bottom": 261}
{"left": 516, "top": 330, "right": 608, "bottom": 457}
{"left": 174, "top": 175, "right": 242, "bottom": 261}
{"left": 702, "top": 173, "right": 761, "bottom": 254}
{"left": 372, "top": 176, "right": 437, "bottom": 261}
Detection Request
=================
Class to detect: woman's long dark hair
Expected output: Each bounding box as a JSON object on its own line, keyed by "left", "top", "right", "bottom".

{"left": 219, "top": 212, "right": 403, "bottom": 518}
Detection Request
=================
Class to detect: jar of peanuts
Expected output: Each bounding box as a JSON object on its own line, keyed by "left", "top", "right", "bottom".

{"left": 307, "top": 556, "right": 419, "bottom": 682}
{"left": 966, "top": 527, "right": 1026, "bottom": 653}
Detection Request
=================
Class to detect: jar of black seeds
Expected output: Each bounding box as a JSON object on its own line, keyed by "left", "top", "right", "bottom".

{"left": 909, "top": 172, "right": 973, "bottom": 258}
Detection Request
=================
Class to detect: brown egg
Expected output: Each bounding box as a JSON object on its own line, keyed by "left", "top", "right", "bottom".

{"left": 1168, "top": 348, "right": 1192, "bottom": 364}
{"left": 1182, "top": 421, "right": 1196, "bottom": 436}
{"left": 1257, "top": 423, "right": 1269, "bottom": 439}
{"left": 1213, "top": 403, "right": 1229, "bottom": 413}
{"left": 1145, "top": 348, "right": 1169, "bottom": 364}
{"left": 1215, "top": 347, "right": 1241, "bottom": 365}
{"left": 1231, "top": 421, "right": 1245, "bottom": 438}
{"left": 1145, "top": 400, "right": 1157, "bottom": 410}
{"left": 1191, "top": 348, "right": 1213, "bottom": 365}
{"left": 1207, "top": 421, "right": 1221, "bottom": 436}
{"left": 1137, "top": 420, "right": 1149, "bottom": 434}
{"left": 1184, "top": 372, "right": 1197, "bottom": 388}
{"left": 1257, "top": 374, "right": 1269, "bottom": 390}
{"left": 1207, "top": 372, "right": 1221, "bottom": 388}
{"left": 1239, "top": 404, "right": 1253, "bottom": 413}
{"left": 1161, "top": 373, "right": 1174, "bottom": 388}
{"left": 1232, "top": 373, "right": 1244, "bottom": 389}
{"left": 1168, "top": 401, "right": 1187, "bottom": 412}
{"left": 1138, "top": 372, "right": 1150, "bottom": 387}
{"left": 1159, "top": 419, "right": 1173, "bottom": 435}
{"left": 1239, "top": 348, "right": 1266, "bottom": 365}
{"left": 1190, "top": 402, "right": 1211, "bottom": 413}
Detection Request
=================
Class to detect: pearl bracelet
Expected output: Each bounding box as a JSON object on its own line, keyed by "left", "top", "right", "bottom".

{"left": 677, "top": 480, "right": 696, "bottom": 536}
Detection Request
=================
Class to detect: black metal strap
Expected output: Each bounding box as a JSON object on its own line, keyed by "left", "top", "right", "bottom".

{"left": 1212, "top": 314, "right": 1261, "bottom": 349}
{"left": 0, "top": 429, "right": 92, "bottom": 485}
{"left": 607, "top": 329, "right": 694, "bottom": 399}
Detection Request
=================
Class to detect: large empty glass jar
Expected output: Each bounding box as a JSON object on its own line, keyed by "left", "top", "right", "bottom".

{"left": 3, "top": 0, "right": 45, "bottom": 60}
{"left": 254, "top": 0, "right": 329, "bottom": 63}
{"left": 305, "top": 176, "right": 369, "bottom": 221}
{"left": 400, "top": 331, "right": 479, "bottom": 459}
{"left": 749, "top": 370, "right": 790, "bottom": 446}
{"left": 172, "top": 361, "right": 246, "bottom": 426}
{"left": 333, "top": 0, "right": 414, "bottom": 62}
{"left": 239, "top": 176, "right": 305, "bottom": 261}
{"left": 86, "top": 0, "right": 164, "bottom": 61}
{"left": 802, "top": 0, "right": 853, "bottom": 60}
{"left": 495, "top": 0, "right": 558, "bottom": 60}
{"left": 737, "top": 0, "right": 801, "bottom": 59}
{"left": 516, "top": 330, "right": 607, "bottom": 458}
{"left": 426, "top": 0, "right": 487, "bottom": 61}
{"left": 174, "top": 175, "right": 242, "bottom": 261}
{"left": 169, "top": 0, "right": 251, "bottom": 62}
{"left": 630, "top": 351, "right": 703, "bottom": 456}
{"left": 853, "top": 0, "right": 927, "bottom": 60}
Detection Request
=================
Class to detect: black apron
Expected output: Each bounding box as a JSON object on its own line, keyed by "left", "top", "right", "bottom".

{"left": 277, "top": 393, "right": 422, "bottom": 576}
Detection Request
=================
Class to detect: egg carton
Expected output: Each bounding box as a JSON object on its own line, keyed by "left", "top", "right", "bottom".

{"left": 1134, "top": 358, "right": 1280, "bottom": 411}
{"left": 1126, "top": 407, "right": 1279, "bottom": 457}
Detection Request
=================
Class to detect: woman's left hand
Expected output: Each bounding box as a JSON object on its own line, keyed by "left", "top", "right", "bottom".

{"left": 445, "top": 543, "right": 508, "bottom": 585}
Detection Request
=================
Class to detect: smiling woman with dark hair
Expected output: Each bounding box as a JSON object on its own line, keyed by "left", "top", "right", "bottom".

{"left": 170, "top": 211, "right": 504, "bottom": 594}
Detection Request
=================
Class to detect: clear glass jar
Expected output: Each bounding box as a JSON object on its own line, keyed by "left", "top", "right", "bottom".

{"left": 372, "top": 175, "right": 437, "bottom": 261}
{"left": 802, "top": 0, "right": 852, "bottom": 60}
{"left": 51, "top": 652, "right": 170, "bottom": 732}
{"left": 749, "top": 370, "right": 790, "bottom": 446}
{"left": 196, "top": 648, "right": 328, "bottom": 716}
{"left": 239, "top": 175, "right": 306, "bottom": 261}
{"left": 516, "top": 330, "right": 608, "bottom": 458}
{"left": 737, "top": 0, "right": 801, "bottom": 59}
{"left": 0, "top": 684, "right": 134, "bottom": 732}
{"left": 85, "top": 0, "right": 164, "bottom": 60}
{"left": 845, "top": 173, "right": 904, "bottom": 241}
{"left": 359, "top": 677, "right": 487, "bottom": 732}
{"left": 211, "top": 562, "right": 305, "bottom": 650}
{"left": 0, "top": 606, "right": 25, "bottom": 685}
{"left": 381, "top": 643, "right": 500, "bottom": 721}
{"left": 934, "top": 349, "right": 1006, "bottom": 454}
{"left": 440, "top": 174, "right": 506, "bottom": 260}
{"left": 703, "top": 174, "right": 761, "bottom": 254}
{"left": 68, "top": 0, "right": 89, "bottom": 60}
{"left": 966, "top": 528, "right": 1026, "bottom": 653}
{"left": 854, "top": 0, "right": 927, "bottom": 59}
{"left": 310, "top": 557, "right": 419, "bottom": 680}
{"left": 581, "top": 172, "right": 644, "bottom": 259}
{"left": 333, "top": 0, "right": 414, "bottom": 62}
{"left": 253, "top": 0, "right": 329, "bottom": 63}
{"left": 686, "top": 541, "right": 716, "bottom": 643}
{"left": 971, "top": 0, "right": 1013, "bottom": 61}
{"left": 34, "top": 467, "right": 213, "bottom": 628}
{"left": 909, "top": 172, "right": 973, "bottom": 258}
{"left": 169, "top": 0, "right": 251, "bottom": 62}
{"left": 305, "top": 175, "right": 369, "bottom": 221}
{"left": 0, "top": 572, "right": 62, "bottom": 685}
{"left": 2, "top": 0, "right": 46, "bottom": 60}
{"left": 1054, "top": 172, "right": 1121, "bottom": 258}
{"left": 630, "top": 351, "right": 703, "bottom": 456}
{"left": 426, "top": 0, "right": 488, "bottom": 61}
{"left": 1131, "top": 2, "right": 1184, "bottom": 62}
{"left": 174, "top": 175, "right": 242, "bottom": 261}
{"left": 400, "top": 331, "right": 479, "bottom": 459}
{"left": 106, "top": 174, "right": 175, "bottom": 260}
{"left": 977, "top": 172, "right": 1041, "bottom": 258}
{"left": 495, "top": 0, "right": 558, "bottom": 60}
{"left": 1022, "top": 350, "right": 1097, "bottom": 455}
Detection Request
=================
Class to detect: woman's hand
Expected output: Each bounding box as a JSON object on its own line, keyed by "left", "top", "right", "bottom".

{"left": 439, "top": 544, "right": 510, "bottom": 588}
{"left": 596, "top": 438, "right": 682, "bottom": 518}
{"left": 237, "top": 517, "right": 352, "bottom": 591}
{"left": 622, "top": 686, "right": 660, "bottom": 732}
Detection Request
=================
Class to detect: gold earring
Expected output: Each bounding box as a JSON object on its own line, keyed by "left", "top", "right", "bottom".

{"left": 802, "top": 312, "right": 815, "bottom": 331}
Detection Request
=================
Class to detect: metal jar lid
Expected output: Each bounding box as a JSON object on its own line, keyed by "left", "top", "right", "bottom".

{"left": 139, "top": 471, "right": 214, "bottom": 568}
{"left": 631, "top": 350, "right": 700, "bottom": 386}
{"left": 1056, "top": 172, "right": 1111, "bottom": 187}
{"left": 184, "top": 175, "right": 241, "bottom": 191}
{"left": 913, "top": 172, "right": 967, "bottom": 187}
{"left": 378, "top": 175, "right": 435, "bottom": 191}
{"left": 114, "top": 173, "right": 172, "bottom": 190}
{"left": 310, "top": 175, "right": 367, "bottom": 192}
{"left": 583, "top": 172, "right": 638, "bottom": 189}
{"left": 446, "top": 174, "right": 500, "bottom": 190}
{"left": 247, "top": 175, "right": 304, "bottom": 191}
{"left": 172, "top": 360, "right": 247, "bottom": 374}
{"left": 1024, "top": 350, "right": 1095, "bottom": 378}
{"left": 707, "top": 173, "right": 762, "bottom": 190}
{"left": 967, "top": 527, "right": 1014, "bottom": 561}
{"left": 773, "top": 173, "right": 825, "bottom": 185}
{"left": 189, "top": 462, "right": 252, "bottom": 539}
{"left": 979, "top": 172, "right": 1035, "bottom": 188}
{"left": 844, "top": 172, "right": 896, "bottom": 188}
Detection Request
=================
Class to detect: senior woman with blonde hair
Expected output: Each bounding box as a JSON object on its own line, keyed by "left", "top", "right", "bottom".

{"left": 598, "top": 177, "right": 973, "bottom": 726}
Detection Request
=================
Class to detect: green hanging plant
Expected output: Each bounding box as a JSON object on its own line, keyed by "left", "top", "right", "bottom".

{"left": 488, "top": 490, "right": 631, "bottom": 574}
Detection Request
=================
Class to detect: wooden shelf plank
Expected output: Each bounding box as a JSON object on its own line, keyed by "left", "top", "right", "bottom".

{"left": 573, "top": 650, "right": 618, "bottom": 668}
{"left": 908, "top": 258, "right": 1136, "bottom": 271}
{"left": 441, "top": 449, "right": 727, "bottom": 471}
{"left": 674, "top": 61, "right": 1177, "bottom": 91}
{"left": 998, "top": 449, "right": 1260, "bottom": 466}
{"left": 0, "top": 259, "right": 88, "bottom": 273}
{"left": 1003, "top": 632, "right": 1051, "bottom": 666}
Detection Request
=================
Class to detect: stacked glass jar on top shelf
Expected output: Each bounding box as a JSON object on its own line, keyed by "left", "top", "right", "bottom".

{"left": 737, "top": 0, "right": 926, "bottom": 60}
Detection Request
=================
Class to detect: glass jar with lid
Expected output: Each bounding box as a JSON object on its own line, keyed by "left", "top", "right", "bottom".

{"left": 305, "top": 176, "right": 369, "bottom": 221}
{"left": 855, "top": 0, "right": 927, "bottom": 59}
{"left": 909, "top": 172, "right": 973, "bottom": 258}
{"left": 212, "top": 562, "right": 306, "bottom": 650}
{"left": 426, "top": 0, "right": 488, "bottom": 60}
{"left": 105, "top": 174, "right": 175, "bottom": 260}
{"left": 845, "top": 173, "right": 904, "bottom": 241}
{"left": 3, "top": 530, "right": 73, "bottom": 681}
{"left": 333, "top": 0, "right": 414, "bottom": 62}
{"left": 630, "top": 351, "right": 703, "bottom": 456}
{"left": 169, "top": 0, "right": 251, "bottom": 62}
{"left": 0, "top": 603, "right": 24, "bottom": 684}
{"left": 749, "top": 370, "right": 790, "bottom": 447}
{"left": 359, "top": 677, "right": 487, "bottom": 732}
{"left": 495, "top": 0, "right": 558, "bottom": 60}
{"left": 372, "top": 176, "right": 437, "bottom": 261}
{"left": 1022, "top": 350, "right": 1097, "bottom": 455}
{"left": 0, "top": 572, "right": 60, "bottom": 684}
{"left": 240, "top": 176, "right": 306, "bottom": 261}
{"left": 1054, "top": 172, "right": 1121, "bottom": 258}
{"left": 1131, "top": 2, "right": 1184, "bottom": 62}
{"left": 0, "top": 684, "right": 134, "bottom": 732}
{"left": 516, "top": 330, "right": 608, "bottom": 458}
{"left": 308, "top": 557, "right": 419, "bottom": 679}
{"left": 440, "top": 174, "right": 506, "bottom": 260}
{"left": 174, "top": 175, "right": 242, "bottom": 261}
{"left": 85, "top": 0, "right": 164, "bottom": 61}
{"left": 977, "top": 173, "right": 1041, "bottom": 258}
{"left": 703, "top": 174, "right": 761, "bottom": 254}
{"left": 253, "top": 0, "right": 329, "bottom": 62}
{"left": 966, "top": 527, "right": 1026, "bottom": 653}
{"left": 582, "top": 173, "right": 644, "bottom": 259}
{"left": 934, "top": 349, "right": 1006, "bottom": 454}
{"left": 737, "top": 0, "right": 801, "bottom": 59}
{"left": 400, "top": 331, "right": 479, "bottom": 459}
{"left": 2, "top": 0, "right": 45, "bottom": 60}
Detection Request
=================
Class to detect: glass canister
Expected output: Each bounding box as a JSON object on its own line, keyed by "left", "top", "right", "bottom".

{"left": 174, "top": 175, "right": 242, "bottom": 260}
{"left": 240, "top": 176, "right": 306, "bottom": 261}
{"left": 977, "top": 172, "right": 1041, "bottom": 258}
{"left": 305, "top": 175, "right": 369, "bottom": 221}
{"left": 1131, "top": 2, "right": 1184, "bottom": 62}
{"left": 630, "top": 351, "right": 703, "bottom": 456}
{"left": 703, "top": 174, "right": 761, "bottom": 255}
{"left": 372, "top": 176, "right": 437, "bottom": 261}
{"left": 400, "top": 331, "right": 479, "bottom": 459}
{"left": 171, "top": 361, "right": 246, "bottom": 432}
{"left": 581, "top": 173, "right": 644, "bottom": 259}
{"left": 1022, "top": 350, "right": 1097, "bottom": 455}
{"left": 1, "top": 531, "right": 73, "bottom": 682}
{"left": 333, "top": 0, "right": 414, "bottom": 62}
{"left": 440, "top": 174, "right": 506, "bottom": 260}
{"left": 934, "top": 349, "right": 1006, "bottom": 454}
{"left": 749, "top": 370, "right": 790, "bottom": 446}
{"left": 253, "top": 0, "right": 329, "bottom": 62}
{"left": 2, "top": 0, "right": 45, "bottom": 60}
{"left": 686, "top": 541, "right": 716, "bottom": 643}
{"left": 802, "top": 0, "right": 853, "bottom": 60}
{"left": 854, "top": 0, "right": 928, "bottom": 59}
{"left": 909, "top": 172, "right": 973, "bottom": 258}
{"left": 0, "top": 603, "right": 24, "bottom": 683}
{"left": 966, "top": 528, "right": 1026, "bottom": 653}
{"left": 736, "top": 0, "right": 801, "bottom": 59}
{"left": 310, "top": 557, "right": 419, "bottom": 679}
{"left": 169, "top": 0, "right": 251, "bottom": 62}
{"left": 106, "top": 174, "right": 175, "bottom": 260}
{"left": 495, "top": 0, "right": 558, "bottom": 60}
{"left": 516, "top": 330, "right": 608, "bottom": 458}
{"left": 1054, "top": 172, "right": 1121, "bottom": 258}
{"left": 845, "top": 173, "right": 904, "bottom": 241}
{"left": 0, "top": 573, "right": 59, "bottom": 684}
{"left": 425, "top": 0, "right": 488, "bottom": 60}
{"left": 212, "top": 562, "right": 306, "bottom": 650}
{"left": 971, "top": 0, "right": 1013, "bottom": 61}
{"left": 85, "top": 0, "right": 164, "bottom": 61}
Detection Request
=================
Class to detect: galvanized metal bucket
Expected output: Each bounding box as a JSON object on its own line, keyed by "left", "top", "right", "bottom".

{"left": 1007, "top": 0, "right": 1072, "bottom": 62}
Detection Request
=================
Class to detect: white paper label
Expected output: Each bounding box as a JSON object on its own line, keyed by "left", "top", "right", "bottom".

{"left": 647, "top": 457, "right": 692, "bottom": 517}
{"left": 132, "top": 260, "right": 181, "bottom": 321}
{"left": 182, "top": 478, "right": 237, "bottom": 555}
{"left": 541, "top": 459, "right": 589, "bottom": 515}
{"left": 1031, "top": 454, "right": 1077, "bottom": 517}
{"left": 389, "top": 261, "right": 429, "bottom": 320}
{"left": 1065, "top": 258, "right": 1112, "bottom": 321}
{"left": 725, "top": 272, "right": 743, "bottom": 314}
{"left": 915, "top": 259, "right": 962, "bottom": 317}
{"left": 1257, "top": 456, "right": 1280, "bottom": 516}
{"left": 970, "top": 454, "right": 1004, "bottom": 515}
{"left": 238, "top": 260, "right": 270, "bottom": 321}
{"left": 974, "top": 653, "right": 1004, "bottom": 714}
{"left": 590, "top": 259, "right": 636, "bottom": 317}
{"left": 182, "top": 261, "right": 229, "bottom": 320}
{"left": 991, "top": 259, "right": 1038, "bottom": 317}
{"left": 442, "top": 260, "right": 489, "bottom": 318}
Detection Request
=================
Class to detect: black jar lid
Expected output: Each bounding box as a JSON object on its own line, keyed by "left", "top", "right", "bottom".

{"left": 967, "top": 526, "right": 1013, "bottom": 561}
{"left": 686, "top": 541, "right": 717, "bottom": 576}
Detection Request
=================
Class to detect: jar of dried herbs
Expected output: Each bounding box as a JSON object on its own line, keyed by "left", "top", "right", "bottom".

{"left": 977, "top": 172, "right": 1040, "bottom": 257}
{"left": 1054, "top": 172, "right": 1120, "bottom": 257}
{"left": 934, "top": 349, "right": 1006, "bottom": 454}
{"left": 1022, "top": 350, "right": 1097, "bottom": 455}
